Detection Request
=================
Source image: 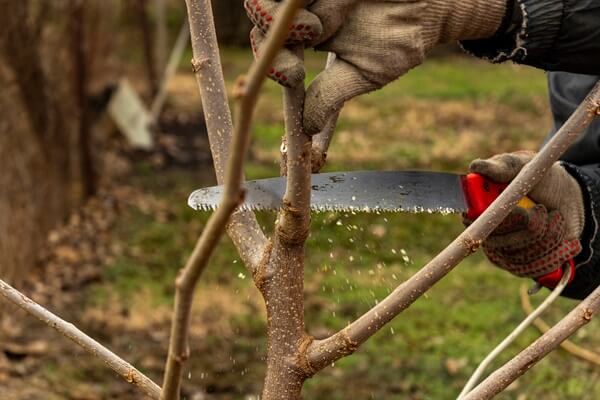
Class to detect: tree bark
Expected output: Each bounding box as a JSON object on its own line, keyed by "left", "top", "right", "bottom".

{"left": 261, "top": 79, "right": 313, "bottom": 400}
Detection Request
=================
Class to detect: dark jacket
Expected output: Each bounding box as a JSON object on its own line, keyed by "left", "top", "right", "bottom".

{"left": 461, "top": 0, "right": 600, "bottom": 75}
{"left": 546, "top": 72, "right": 600, "bottom": 299}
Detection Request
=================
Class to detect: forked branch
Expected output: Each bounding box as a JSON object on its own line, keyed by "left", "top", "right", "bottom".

{"left": 307, "top": 82, "right": 600, "bottom": 371}
{"left": 185, "top": 0, "right": 266, "bottom": 271}
{"left": 160, "top": 1, "right": 306, "bottom": 399}
{"left": 0, "top": 279, "right": 161, "bottom": 399}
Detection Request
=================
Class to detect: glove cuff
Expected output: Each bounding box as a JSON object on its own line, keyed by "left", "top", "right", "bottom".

{"left": 423, "top": 0, "right": 508, "bottom": 48}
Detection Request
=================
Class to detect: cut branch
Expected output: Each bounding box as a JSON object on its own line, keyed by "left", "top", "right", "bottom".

{"left": 463, "top": 284, "right": 600, "bottom": 399}
{"left": 277, "top": 59, "right": 312, "bottom": 244}
{"left": 160, "top": 1, "right": 306, "bottom": 399}
{"left": 307, "top": 81, "right": 600, "bottom": 371}
{"left": 0, "top": 279, "right": 161, "bottom": 399}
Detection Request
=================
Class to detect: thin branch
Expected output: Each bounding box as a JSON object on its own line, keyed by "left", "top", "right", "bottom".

{"left": 463, "top": 284, "right": 600, "bottom": 399}
{"left": 150, "top": 20, "right": 190, "bottom": 122}
{"left": 0, "top": 279, "right": 161, "bottom": 399}
{"left": 160, "top": 1, "right": 306, "bottom": 399}
{"left": 307, "top": 82, "right": 600, "bottom": 371}
{"left": 458, "top": 267, "right": 571, "bottom": 399}
{"left": 520, "top": 284, "right": 600, "bottom": 366}
{"left": 185, "top": 0, "right": 266, "bottom": 271}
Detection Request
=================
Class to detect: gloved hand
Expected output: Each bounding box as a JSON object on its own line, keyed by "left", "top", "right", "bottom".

{"left": 245, "top": 0, "right": 508, "bottom": 135}
{"left": 469, "top": 151, "right": 585, "bottom": 280}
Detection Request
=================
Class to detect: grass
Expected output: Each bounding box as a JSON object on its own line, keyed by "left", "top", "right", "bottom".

{"left": 88, "top": 49, "right": 600, "bottom": 399}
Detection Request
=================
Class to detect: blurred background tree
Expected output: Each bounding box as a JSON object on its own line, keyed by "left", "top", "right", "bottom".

{"left": 0, "top": 0, "right": 121, "bottom": 287}
{"left": 0, "top": 0, "right": 251, "bottom": 288}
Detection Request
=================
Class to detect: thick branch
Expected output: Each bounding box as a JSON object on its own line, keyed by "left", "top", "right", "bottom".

{"left": 463, "top": 284, "right": 600, "bottom": 399}
{"left": 307, "top": 82, "right": 600, "bottom": 371}
{"left": 276, "top": 67, "right": 311, "bottom": 245}
{"left": 0, "top": 279, "right": 161, "bottom": 399}
{"left": 260, "top": 55, "right": 313, "bottom": 400}
{"left": 161, "top": 1, "right": 306, "bottom": 399}
{"left": 185, "top": 0, "right": 266, "bottom": 271}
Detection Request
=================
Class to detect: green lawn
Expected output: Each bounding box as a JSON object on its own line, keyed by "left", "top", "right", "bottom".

{"left": 89, "top": 49, "right": 600, "bottom": 399}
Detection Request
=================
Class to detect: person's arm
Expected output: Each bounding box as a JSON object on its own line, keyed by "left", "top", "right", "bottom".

{"left": 461, "top": 0, "right": 600, "bottom": 74}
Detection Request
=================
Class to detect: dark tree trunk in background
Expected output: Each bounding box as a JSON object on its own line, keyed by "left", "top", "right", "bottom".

{"left": 135, "top": 0, "right": 159, "bottom": 96}
{"left": 70, "top": 0, "right": 97, "bottom": 197}
{"left": 0, "top": 0, "right": 70, "bottom": 176}
{"left": 211, "top": 0, "right": 252, "bottom": 46}
{"left": 0, "top": 0, "right": 114, "bottom": 284}
{"left": 0, "top": 0, "right": 72, "bottom": 284}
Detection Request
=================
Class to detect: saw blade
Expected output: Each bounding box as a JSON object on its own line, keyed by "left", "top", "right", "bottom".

{"left": 188, "top": 171, "right": 468, "bottom": 214}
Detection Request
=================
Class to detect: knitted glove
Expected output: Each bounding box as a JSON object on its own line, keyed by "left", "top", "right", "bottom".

{"left": 245, "top": 0, "right": 507, "bottom": 134}
{"left": 469, "top": 151, "right": 585, "bottom": 279}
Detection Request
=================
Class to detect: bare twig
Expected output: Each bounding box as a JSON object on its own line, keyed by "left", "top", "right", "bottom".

{"left": 458, "top": 267, "right": 571, "bottom": 399}
{"left": 463, "top": 284, "right": 600, "bottom": 399}
{"left": 160, "top": 1, "right": 306, "bottom": 399}
{"left": 520, "top": 284, "right": 600, "bottom": 366}
{"left": 0, "top": 279, "right": 161, "bottom": 399}
{"left": 185, "top": 0, "right": 266, "bottom": 271}
{"left": 307, "top": 82, "right": 600, "bottom": 371}
{"left": 150, "top": 20, "right": 190, "bottom": 122}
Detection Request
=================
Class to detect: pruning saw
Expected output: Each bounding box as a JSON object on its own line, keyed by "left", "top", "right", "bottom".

{"left": 188, "top": 170, "right": 574, "bottom": 288}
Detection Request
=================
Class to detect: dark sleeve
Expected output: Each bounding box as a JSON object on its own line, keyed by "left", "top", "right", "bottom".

{"left": 540, "top": 72, "right": 600, "bottom": 299}
{"left": 460, "top": 0, "right": 600, "bottom": 75}
{"left": 544, "top": 72, "right": 600, "bottom": 165}
{"left": 561, "top": 163, "right": 600, "bottom": 300}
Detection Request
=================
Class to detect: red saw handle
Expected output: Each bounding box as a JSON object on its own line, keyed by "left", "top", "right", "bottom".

{"left": 461, "top": 173, "right": 575, "bottom": 289}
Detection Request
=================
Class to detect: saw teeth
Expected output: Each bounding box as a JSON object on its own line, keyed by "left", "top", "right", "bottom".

{"left": 188, "top": 202, "right": 461, "bottom": 214}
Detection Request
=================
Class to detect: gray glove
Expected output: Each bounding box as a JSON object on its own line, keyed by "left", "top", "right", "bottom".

{"left": 246, "top": 0, "right": 507, "bottom": 134}
{"left": 470, "top": 151, "right": 585, "bottom": 279}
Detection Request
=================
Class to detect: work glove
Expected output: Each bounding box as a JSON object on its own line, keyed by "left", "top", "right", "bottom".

{"left": 468, "top": 151, "right": 585, "bottom": 281}
{"left": 245, "top": 0, "right": 508, "bottom": 135}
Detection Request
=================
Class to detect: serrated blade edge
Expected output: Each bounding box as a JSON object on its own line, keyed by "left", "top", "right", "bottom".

{"left": 188, "top": 171, "right": 468, "bottom": 214}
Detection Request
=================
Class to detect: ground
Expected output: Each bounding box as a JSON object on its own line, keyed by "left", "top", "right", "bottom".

{"left": 2, "top": 48, "right": 600, "bottom": 399}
